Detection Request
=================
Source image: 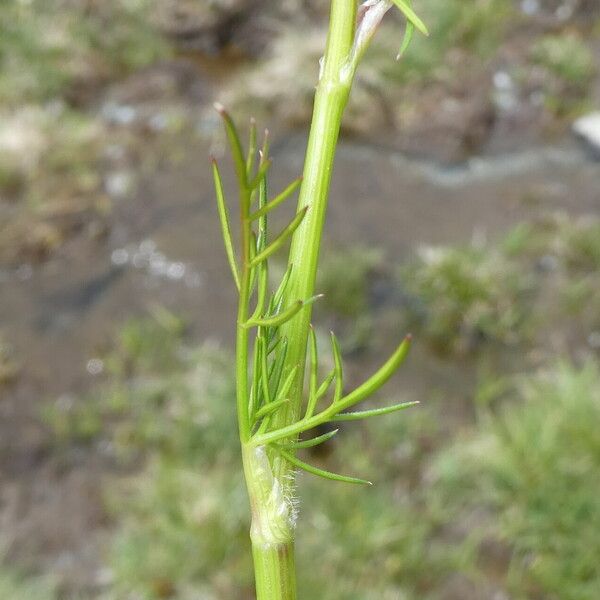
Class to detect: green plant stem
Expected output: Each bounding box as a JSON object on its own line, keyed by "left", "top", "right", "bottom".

{"left": 236, "top": 186, "right": 252, "bottom": 444}
{"left": 275, "top": 0, "right": 356, "bottom": 435}
{"left": 243, "top": 445, "right": 297, "bottom": 600}
{"left": 240, "top": 3, "right": 358, "bottom": 597}
{"left": 252, "top": 539, "right": 296, "bottom": 600}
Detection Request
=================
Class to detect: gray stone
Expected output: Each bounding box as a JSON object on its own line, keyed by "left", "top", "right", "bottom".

{"left": 572, "top": 112, "right": 600, "bottom": 158}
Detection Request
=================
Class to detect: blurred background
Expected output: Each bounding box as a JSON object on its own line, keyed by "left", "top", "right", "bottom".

{"left": 1, "top": 1, "right": 599, "bottom": 598}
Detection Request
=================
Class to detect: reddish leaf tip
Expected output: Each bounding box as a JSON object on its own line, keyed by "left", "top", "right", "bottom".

{"left": 213, "top": 101, "right": 226, "bottom": 115}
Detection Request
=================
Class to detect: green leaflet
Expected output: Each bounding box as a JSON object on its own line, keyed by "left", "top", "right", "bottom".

{"left": 332, "top": 401, "right": 419, "bottom": 421}
{"left": 277, "top": 429, "right": 339, "bottom": 450}
{"left": 278, "top": 449, "right": 372, "bottom": 485}
{"left": 249, "top": 207, "right": 308, "bottom": 268}
{"left": 249, "top": 178, "right": 302, "bottom": 221}
{"left": 390, "top": 0, "right": 428, "bottom": 37}
{"left": 211, "top": 159, "right": 240, "bottom": 291}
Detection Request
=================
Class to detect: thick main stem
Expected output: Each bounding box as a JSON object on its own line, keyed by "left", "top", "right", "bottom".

{"left": 275, "top": 0, "right": 356, "bottom": 434}
{"left": 243, "top": 2, "right": 358, "bottom": 598}
{"left": 243, "top": 446, "right": 296, "bottom": 600}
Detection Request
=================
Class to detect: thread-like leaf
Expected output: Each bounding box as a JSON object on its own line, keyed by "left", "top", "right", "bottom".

{"left": 251, "top": 335, "right": 413, "bottom": 447}
{"left": 332, "top": 401, "right": 419, "bottom": 421}
{"left": 246, "top": 117, "right": 257, "bottom": 178}
{"left": 337, "top": 334, "right": 412, "bottom": 411}
{"left": 248, "top": 334, "right": 262, "bottom": 419}
{"left": 261, "top": 129, "right": 270, "bottom": 164}
{"left": 211, "top": 159, "right": 240, "bottom": 291}
{"left": 257, "top": 169, "right": 268, "bottom": 238}
{"left": 259, "top": 335, "right": 271, "bottom": 406}
{"left": 315, "top": 368, "right": 336, "bottom": 402}
{"left": 273, "top": 263, "right": 294, "bottom": 310}
{"left": 250, "top": 207, "right": 308, "bottom": 268}
{"left": 249, "top": 178, "right": 303, "bottom": 221}
{"left": 249, "top": 159, "right": 272, "bottom": 191}
{"left": 278, "top": 449, "right": 372, "bottom": 485}
{"left": 248, "top": 231, "right": 258, "bottom": 294}
{"left": 250, "top": 260, "right": 269, "bottom": 322}
{"left": 277, "top": 429, "right": 339, "bottom": 450}
{"left": 254, "top": 396, "right": 290, "bottom": 421}
{"left": 397, "top": 17, "right": 414, "bottom": 59}
{"left": 214, "top": 103, "right": 248, "bottom": 189}
{"left": 245, "top": 300, "right": 303, "bottom": 329}
{"left": 330, "top": 332, "right": 344, "bottom": 403}
{"left": 309, "top": 326, "right": 318, "bottom": 405}
{"left": 268, "top": 338, "right": 288, "bottom": 401}
{"left": 267, "top": 335, "right": 283, "bottom": 356}
{"left": 390, "top": 0, "right": 428, "bottom": 36}
{"left": 274, "top": 366, "right": 298, "bottom": 410}
{"left": 257, "top": 364, "right": 298, "bottom": 434}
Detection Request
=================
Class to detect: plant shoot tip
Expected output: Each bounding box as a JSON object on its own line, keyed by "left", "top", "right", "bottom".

{"left": 213, "top": 101, "right": 226, "bottom": 115}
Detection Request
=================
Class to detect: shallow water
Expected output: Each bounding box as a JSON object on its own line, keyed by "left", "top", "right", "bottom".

{"left": 1, "top": 134, "right": 598, "bottom": 400}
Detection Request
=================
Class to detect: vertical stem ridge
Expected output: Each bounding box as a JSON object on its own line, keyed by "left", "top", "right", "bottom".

{"left": 252, "top": 542, "right": 297, "bottom": 600}
{"left": 274, "top": 0, "right": 356, "bottom": 434}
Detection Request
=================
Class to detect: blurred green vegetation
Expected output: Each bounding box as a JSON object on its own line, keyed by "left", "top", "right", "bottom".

{"left": 0, "top": 566, "right": 55, "bottom": 600}
{"left": 395, "top": 213, "right": 600, "bottom": 355}
{"left": 399, "top": 242, "right": 535, "bottom": 354}
{"left": 0, "top": 0, "right": 170, "bottom": 263}
{"left": 530, "top": 33, "right": 596, "bottom": 116}
{"left": 435, "top": 361, "right": 600, "bottom": 599}
{"left": 317, "top": 246, "right": 383, "bottom": 318}
{"left": 378, "top": 0, "right": 514, "bottom": 85}
{"left": 0, "top": 0, "right": 167, "bottom": 105}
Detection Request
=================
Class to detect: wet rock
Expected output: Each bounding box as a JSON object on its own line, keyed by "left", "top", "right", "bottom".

{"left": 572, "top": 112, "right": 600, "bottom": 158}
